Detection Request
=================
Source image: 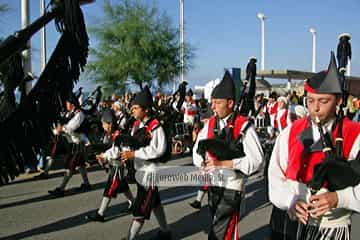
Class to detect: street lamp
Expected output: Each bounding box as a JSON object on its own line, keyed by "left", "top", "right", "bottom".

{"left": 179, "top": 0, "right": 185, "bottom": 90}
{"left": 309, "top": 28, "right": 316, "bottom": 72}
{"left": 257, "top": 12, "right": 266, "bottom": 71}
{"left": 21, "top": 0, "right": 32, "bottom": 94}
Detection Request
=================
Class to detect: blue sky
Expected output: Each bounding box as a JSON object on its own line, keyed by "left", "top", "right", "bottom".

{"left": 1, "top": 0, "right": 359, "bottom": 92}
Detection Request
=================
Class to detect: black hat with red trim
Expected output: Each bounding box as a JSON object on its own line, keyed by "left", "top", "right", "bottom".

{"left": 304, "top": 51, "right": 342, "bottom": 94}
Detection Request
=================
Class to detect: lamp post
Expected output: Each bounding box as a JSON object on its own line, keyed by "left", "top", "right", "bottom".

{"left": 257, "top": 12, "right": 266, "bottom": 71}
{"left": 309, "top": 28, "right": 316, "bottom": 72}
{"left": 178, "top": 0, "right": 185, "bottom": 91}
{"left": 21, "top": 0, "right": 32, "bottom": 94}
{"left": 40, "top": 0, "right": 46, "bottom": 71}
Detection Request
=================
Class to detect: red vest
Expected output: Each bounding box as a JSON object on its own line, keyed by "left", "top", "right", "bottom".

{"left": 268, "top": 102, "right": 278, "bottom": 115}
{"left": 274, "top": 109, "right": 288, "bottom": 130}
{"left": 207, "top": 115, "right": 247, "bottom": 140}
{"left": 132, "top": 118, "right": 160, "bottom": 139}
{"left": 285, "top": 118, "right": 360, "bottom": 184}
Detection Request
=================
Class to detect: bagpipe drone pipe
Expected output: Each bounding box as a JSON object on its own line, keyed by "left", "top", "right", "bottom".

{"left": 0, "top": 0, "right": 92, "bottom": 185}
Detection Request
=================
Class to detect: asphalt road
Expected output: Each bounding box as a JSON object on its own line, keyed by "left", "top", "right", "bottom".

{"left": 0, "top": 156, "right": 359, "bottom": 240}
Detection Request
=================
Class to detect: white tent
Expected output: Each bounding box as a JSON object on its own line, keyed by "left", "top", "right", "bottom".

{"left": 194, "top": 78, "right": 221, "bottom": 102}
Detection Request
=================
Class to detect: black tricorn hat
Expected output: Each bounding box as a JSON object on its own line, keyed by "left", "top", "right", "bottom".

{"left": 211, "top": 70, "right": 235, "bottom": 100}
{"left": 101, "top": 109, "right": 115, "bottom": 123}
{"left": 304, "top": 52, "right": 342, "bottom": 94}
{"left": 186, "top": 88, "right": 193, "bottom": 96}
{"left": 132, "top": 85, "right": 153, "bottom": 108}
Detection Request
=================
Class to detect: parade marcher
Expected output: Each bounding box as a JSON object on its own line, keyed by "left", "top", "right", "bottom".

{"left": 268, "top": 54, "right": 360, "bottom": 240}
{"left": 172, "top": 80, "right": 187, "bottom": 112}
{"left": 112, "top": 100, "right": 128, "bottom": 131}
{"left": 48, "top": 93, "right": 91, "bottom": 197}
{"left": 87, "top": 109, "right": 134, "bottom": 222}
{"left": 274, "top": 96, "right": 292, "bottom": 133}
{"left": 35, "top": 109, "right": 74, "bottom": 180}
{"left": 86, "top": 109, "right": 134, "bottom": 222}
{"left": 266, "top": 91, "right": 278, "bottom": 128}
{"left": 182, "top": 88, "right": 198, "bottom": 127}
{"left": 192, "top": 71, "right": 264, "bottom": 240}
{"left": 120, "top": 86, "right": 172, "bottom": 240}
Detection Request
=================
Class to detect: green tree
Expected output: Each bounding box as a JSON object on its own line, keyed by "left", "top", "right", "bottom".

{"left": 87, "top": 0, "right": 194, "bottom": 93}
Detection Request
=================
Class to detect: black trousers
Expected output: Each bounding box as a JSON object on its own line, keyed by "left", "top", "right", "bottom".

{"left": 132, "top": 183, "right": 161, "bottom": 220}
{"left": 208, "top": 187, "right": 242, "bottom": 240}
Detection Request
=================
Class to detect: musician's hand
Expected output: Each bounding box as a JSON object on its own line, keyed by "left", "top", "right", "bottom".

{"left": 205, "top": 159, "right": 232, "bottom": 168}
{"left": 56, "top": 125, "right": 64, "bottom": 133}
{"left": 121, "top": 151, "right": 135, "bottom": 162}
{"left": 309, "top": 192, "right": 338, "bottom": 218}
{"left": 95, "top": 154, "right": 104, "bottom": 165}
{"left": 289, "top": 200, "right": 310, "bottom": 225}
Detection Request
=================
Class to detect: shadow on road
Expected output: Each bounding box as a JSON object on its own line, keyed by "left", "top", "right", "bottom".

{"left": 240, "top": 224, "right": 271, "bottom": 240}
{"left": 137, "top": 206, "right": 210, "bottom": 240}
{"left": 0, "top": 201, "right": 131, "bottom": 240}
{"left": 242, "top": 178, "right": 270, "bottom": 218}
{"left": 0, "top": 181, "right": 106, "bottom": 210}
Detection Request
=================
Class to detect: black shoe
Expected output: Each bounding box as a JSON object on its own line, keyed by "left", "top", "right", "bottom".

{"left": 86, "top": 212, "right": 105, "bottom": 222}
{"left": 35, "top": 172, "right": 49, "bottom": 180}
{"left": 77, "top": 183, "right": 91, "bottom": 192}
{"left": 154, "top": 230, "right": 172, "bottom": 240}
{"left": 189, "top": 200, "right": 201, "bottom": 209}
{"left": 48, "top": 188, "right": 65, "bottom": 197}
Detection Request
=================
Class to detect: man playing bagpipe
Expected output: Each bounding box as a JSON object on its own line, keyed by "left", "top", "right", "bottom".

{"left": 268, "top": 53, "right": 360, "bottom": 240}
{"left": 48, "top": 93, "right": 91, "bottom": 197}
{"left": 86, "top": 109, "right": 134, "bottom": 222}
{"left": 35, "top": 107, "right": 75, "bottom": 180}
{"left": 192, "top": 71, "right": 264, "bottom": 240}
{"left": 120, "top": 86, "right": 172, "bottom": 240}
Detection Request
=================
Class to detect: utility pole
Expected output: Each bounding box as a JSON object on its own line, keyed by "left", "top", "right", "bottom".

{"left": 257, "top": 12, "right": 266, "bottom": 71}
{"left": 40, "top": 0, "right": 46, "bottom": 71}
{"left": 309, "top": 28, "right": 317, "bottom": 72}
{"left": 21, "top": 0, "right": 32, "bottom": 94}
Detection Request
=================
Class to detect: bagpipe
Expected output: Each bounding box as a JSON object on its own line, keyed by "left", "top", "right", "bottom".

{"left": 197, "top": 102, "right": 266, "bottom": 162}
{"left": 308, "top": 116, "right": 360, "bottom": 193}
{"left": 308, "top": 52, "right": 360, "bottom": 194}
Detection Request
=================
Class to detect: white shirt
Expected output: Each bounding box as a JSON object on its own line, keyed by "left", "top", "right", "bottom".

{"left": 133, "top": 119, "right": 167, "bottom": 169}
{"left": 63, "top": 110, "right": 90, "bottom": 145}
